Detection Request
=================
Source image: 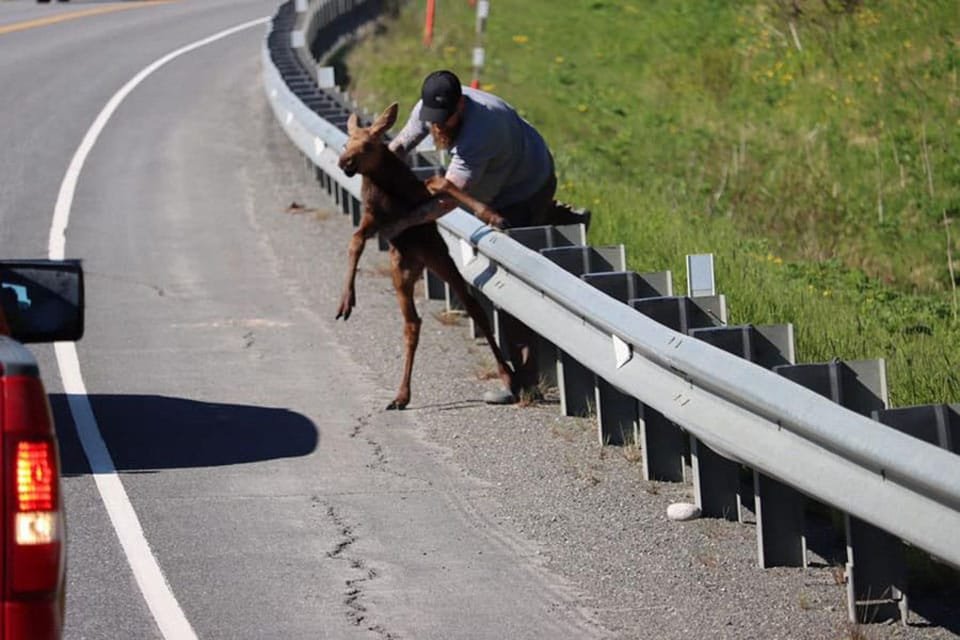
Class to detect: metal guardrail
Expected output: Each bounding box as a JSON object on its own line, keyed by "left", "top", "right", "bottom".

{"left": 262, "top": 0, "right": 959, "bottom": 624}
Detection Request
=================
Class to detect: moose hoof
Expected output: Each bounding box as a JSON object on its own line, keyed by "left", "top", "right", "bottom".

{"left": 386, "top": 400, "right": 408, "bottom": 410}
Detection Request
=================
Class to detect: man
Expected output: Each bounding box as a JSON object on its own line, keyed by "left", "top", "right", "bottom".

{"left": 388, "top": 70, "right": 590, "bottom": 404}
{"left": 388, "top": 69, "right": 588, "bottom": 231}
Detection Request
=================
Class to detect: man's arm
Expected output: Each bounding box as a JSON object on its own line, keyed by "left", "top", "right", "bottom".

{"left": 378, "top": 196, "right": 458, "bottom": 240}
{"left": 379, "top": 179, "right": 507, "bottom": 240}
{"left": 424, "top": 176, "right": 506, "bottom": 228}
{"left": 388, "top": 100, "right": 429, "bottom": 159}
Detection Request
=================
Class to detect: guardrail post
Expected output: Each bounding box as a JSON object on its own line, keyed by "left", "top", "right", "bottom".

{"left": 330, "top": 172, "right": 341, "bottom": 208}
{"left": 327, "top": 172, "right": 337, "bottom": 202}
{"left": 630, "top": 295, "right": 726, "bottom": 335}
{"left": 843, "top": 513, "right": 909, "bottom": 625}
{"left": 495, "top": 225, "right": 586, "bottom": 396}
{"left": 849, "top": 403, "right": 960, "bottom": 624}
{"left": 541, "top": 245, "right": 625, "bottom": 392}
{"left": 686, "top": 253, "right": 716, "bottom": 297}
{"left": 317, "top": 167, "right": 331, "bottom": 199}
{"left": 424, "top": 270, "right": 446, "bottom": 301}
{"left": 631, "top": 295, "right": 730, "bottom": 487}
{"left": 581, "top": 271, "right": 673, "bottom": 456}
{"left": 349, "top": 195, "right": 361, "bottom": 227}
{"left": 690, "top": 324, "right": 796, "bottom": 369}
{"left": 339, "top": 185, "right": 351, "bottom": 215}
{"left": 758, "top": 359, "right": 888, "bottom": 568}
{"left": 316, "top": 65, "right": 336, "bottom": 89}
{"left": 687, "top": 324, "right": 794, "bottom": 521}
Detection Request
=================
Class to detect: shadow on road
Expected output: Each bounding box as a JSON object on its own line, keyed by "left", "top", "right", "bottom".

{"left": 51, "top": 394, "right": 318, "bottom": 475}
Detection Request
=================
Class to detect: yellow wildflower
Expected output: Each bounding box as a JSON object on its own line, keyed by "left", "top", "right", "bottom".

{"left": 512, "top": 35, "right": 529, "bottom": 45}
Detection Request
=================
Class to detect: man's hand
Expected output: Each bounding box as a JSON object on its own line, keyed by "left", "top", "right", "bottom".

{"left": 475, "top": 207, "right": 507, "bottom": 229}
{"left": 424, "top": 176, "right": 507, "bottom": 229}
{"left": 423, "top": 175, "right": 448, "bottom": 195}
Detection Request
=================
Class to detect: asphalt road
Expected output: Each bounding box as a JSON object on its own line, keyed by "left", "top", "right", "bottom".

{"left": 2, "top": 2, "right": 957, "bottom": 639}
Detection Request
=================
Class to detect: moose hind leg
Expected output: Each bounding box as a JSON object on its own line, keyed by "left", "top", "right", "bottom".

{"left": 387, "top": 252, "right": 423, "bottom": 410}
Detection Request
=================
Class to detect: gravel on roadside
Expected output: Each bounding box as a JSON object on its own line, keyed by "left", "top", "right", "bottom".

{"left": 257, "top": 99, "right": 959, "bottom": 640}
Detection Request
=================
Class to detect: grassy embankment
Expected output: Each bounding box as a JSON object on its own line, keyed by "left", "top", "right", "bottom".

{"left": 340, "top": 0, "right": 960, "bottom": 407}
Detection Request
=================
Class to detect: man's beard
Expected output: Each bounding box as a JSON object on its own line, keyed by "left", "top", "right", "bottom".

{"left": 430, "top": 122, "right": 458, "bottom": 150}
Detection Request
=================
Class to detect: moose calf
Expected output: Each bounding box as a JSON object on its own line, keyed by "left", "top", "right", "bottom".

{"left": 336, "top": 102, "right": 515, "bottom": 409}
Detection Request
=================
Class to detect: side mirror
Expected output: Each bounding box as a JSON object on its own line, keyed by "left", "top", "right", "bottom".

{"left": 0, "top": 260, "right": 84, "bottom": 343}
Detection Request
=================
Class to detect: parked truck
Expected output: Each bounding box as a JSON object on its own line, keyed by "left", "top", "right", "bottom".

{"left": 0, "top": 260, "right": 83, "bottom": 640}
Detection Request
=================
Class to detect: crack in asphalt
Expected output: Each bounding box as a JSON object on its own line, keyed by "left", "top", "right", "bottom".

{"left": 324, "top": 504, "right": 400, "bottom": 639}
{"left": 350, "top": 412, "right": 406, "bottom": 479}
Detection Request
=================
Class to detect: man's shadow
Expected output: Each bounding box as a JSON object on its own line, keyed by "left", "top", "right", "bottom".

{"left": 51, "top": 394, "right": 318, "bottom": 474}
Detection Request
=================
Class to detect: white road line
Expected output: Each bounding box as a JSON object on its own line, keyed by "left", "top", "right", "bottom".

{"left": 49, "top": 16, "right": 270, "bottom": 640}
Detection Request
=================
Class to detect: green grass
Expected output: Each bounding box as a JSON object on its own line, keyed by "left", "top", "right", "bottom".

{"left": 340, "top": 0, "right": 960, "bottom": 406}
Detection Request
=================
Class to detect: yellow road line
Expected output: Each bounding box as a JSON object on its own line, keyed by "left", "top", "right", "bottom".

{"left": 0, "top": 1, "right": 173, "bottom": 36}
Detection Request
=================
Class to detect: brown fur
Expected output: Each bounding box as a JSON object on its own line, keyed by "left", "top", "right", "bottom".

{"left": 336, "top": 103, "right": 514, "bottom": 410}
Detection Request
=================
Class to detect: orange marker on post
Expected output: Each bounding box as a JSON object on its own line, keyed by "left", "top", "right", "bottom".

{"left": 423, "top": 0, "right": 436, "bottom": 46}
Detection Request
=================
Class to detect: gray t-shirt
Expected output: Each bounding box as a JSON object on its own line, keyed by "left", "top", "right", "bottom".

{"left": 390, "top": 87, "right": 553, "bottom": 209}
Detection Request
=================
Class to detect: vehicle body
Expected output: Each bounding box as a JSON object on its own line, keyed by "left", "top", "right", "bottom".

{"left": 0, "top": 260, "right": 83, "bottom": 640}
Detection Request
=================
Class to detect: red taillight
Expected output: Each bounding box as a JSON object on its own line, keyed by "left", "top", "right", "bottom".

{"left": 15, "top": 441, "right": 57, "bottom": 546}
{"left": 17, "top": 441, "right": 55, "bottom": 513}
{"left": 3, "top": 376, "right": 64, "bottom": 598}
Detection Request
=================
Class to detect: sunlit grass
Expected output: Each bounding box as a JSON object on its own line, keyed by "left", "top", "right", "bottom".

{"left": 341, "top": 0, "right": 960, "bottom": 406}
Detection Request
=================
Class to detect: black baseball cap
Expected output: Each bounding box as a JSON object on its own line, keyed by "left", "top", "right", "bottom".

{"left": 419, "top": 70, "right": 462, "bottom": 124}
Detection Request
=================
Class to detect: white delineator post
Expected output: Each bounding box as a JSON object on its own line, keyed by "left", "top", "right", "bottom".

{"left": 470, "top": 1, "right": 489, "bottom": 89}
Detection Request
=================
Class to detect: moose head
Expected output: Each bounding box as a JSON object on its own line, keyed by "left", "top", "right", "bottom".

{"left": 337, "top": 102, "right": 399, "bottom": 178}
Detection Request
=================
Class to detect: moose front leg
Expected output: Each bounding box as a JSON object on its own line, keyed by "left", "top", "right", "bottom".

{"left": 336, "top": 215, "right": 377, "bottom": 320}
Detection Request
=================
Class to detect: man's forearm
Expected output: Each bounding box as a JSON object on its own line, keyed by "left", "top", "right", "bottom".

{"left": 387, "top": 138, "right": 408, "bottom": 158}
{"left": 388, "top": 113, "right": 428, "bottom": 160}
{"left": 379, "top": 196, "right": 456, "bottom": 240}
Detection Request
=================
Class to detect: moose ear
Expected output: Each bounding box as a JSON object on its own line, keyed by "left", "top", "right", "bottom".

{"left": 369, "top": 102, "right": 399, "bottom": 137}
{"left": 346, "top": 113, "right": 359, "bottom": 134}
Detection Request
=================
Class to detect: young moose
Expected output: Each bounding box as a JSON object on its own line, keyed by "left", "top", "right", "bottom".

{"left": 336, "top": 102, "right": 515, "bottom": 410}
